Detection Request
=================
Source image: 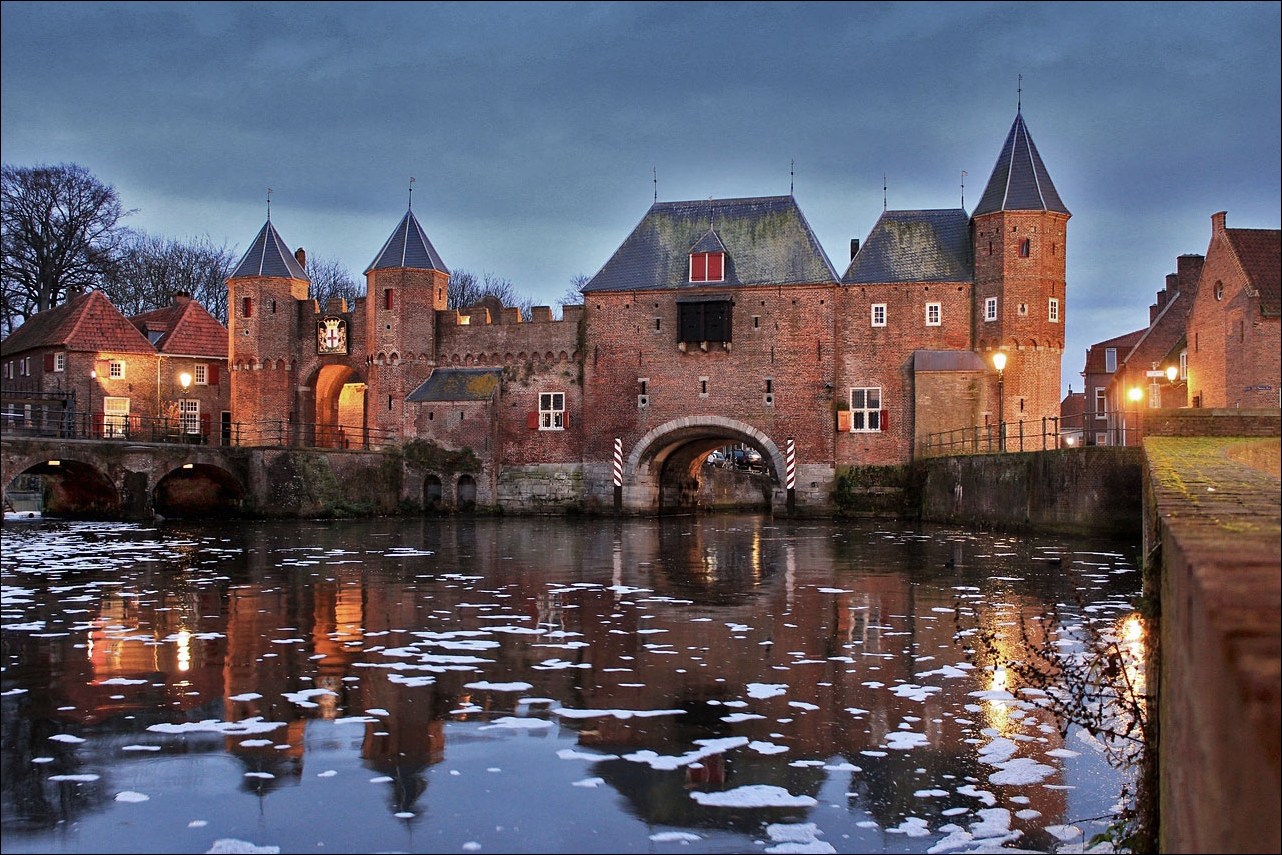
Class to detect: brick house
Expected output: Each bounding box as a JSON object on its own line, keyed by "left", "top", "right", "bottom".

{"left": 1, "top": 289, "right": 230, "bottom": 442}
{"left": 1079, "top": 329, "right": 1144, "bottom": 446}
{"left": 1184, "top": 211, "right": 1281, "bottom": 409}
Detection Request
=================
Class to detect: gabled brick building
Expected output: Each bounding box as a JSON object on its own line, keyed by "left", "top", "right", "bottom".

{"left": 224, "top": 109, "right": 1072, "bottom": 512}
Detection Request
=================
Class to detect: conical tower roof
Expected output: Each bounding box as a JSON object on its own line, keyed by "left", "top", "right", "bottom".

{"left": 973, "top": 112, "right": 1069, "bottom": 217}
{"left": 230, "top": 220, "right": 310, "bottom": 280}
{"left": 365, "top": 209, "right": 448, "bottom": 274}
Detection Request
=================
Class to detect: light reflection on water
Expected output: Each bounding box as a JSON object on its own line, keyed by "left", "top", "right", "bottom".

{"left": 1, "top": 514, "right": 1142, "bottom": 854}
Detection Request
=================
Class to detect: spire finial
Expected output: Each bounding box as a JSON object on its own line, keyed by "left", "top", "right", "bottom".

{"left": 790, "top": 159, "right": 795, "bottom": 196}
{"left": 708, "top": 196, "right": 714, "bottom": 231}
{"left": 409, "top": 176, "right": 415, "bottom": 210}
{"left": 266, "top": 187, "right": 272, "bottom": 221}
{"left": 883, "top": 173, "right": 887, "bottom": 211}
{"left": 652, "top": 167, "right": 657, "bottom": 204}
{"left": 961, "top": 170, "right": 967, "bottom": 209}
{"left": 1017, "top": 74, "right": 1022, "bottom": 113}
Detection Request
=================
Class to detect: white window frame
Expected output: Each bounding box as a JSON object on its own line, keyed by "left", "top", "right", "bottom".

{"left": 849, "top": 386, "right": 882, "bottom": 432}
{"left": 984, "top": 297, "right": 997, "bottom": 322}
{"left": 925, "top": 303, "right": 941, "bottom": 326}
{"left": 1095, "top": 432, "right": 1109, "bottom": 446}
{"left": 1148, "top": 382, "right": 1162, "bottom": 409}
{"left": 1095, "top": 387, "right": 1107, "bottom": 419}
{"left": 19, "top": 357, "right": 29, "bottom": 377}
{"left": 103, "top": 396, "right": 130, "bottom": 438}
{"left": 194, "top": 364, "right": 208, "bottom": 385}
{"left": 539, "top": 392, "right": 565, "bottom": 431}
{"left": 1105, "top": 348, "right": 1117, "bottom": 373}
{"left": 1179, "top": 350, "right": 1187, "bottom": 380}
{"left": 870, "top": 304, "right": 886, "bottom": 327}
{"left": 1048, "top": 298, "right": 1060, "bottom": 323}
{"left": 180, "top": 398, "right": 201, "bottom": 434}
{"left": 54, "top": 352, "right": 66, "bottom": 372}
{"left": 109, "top": 360, "right": 126, "bottom": 380}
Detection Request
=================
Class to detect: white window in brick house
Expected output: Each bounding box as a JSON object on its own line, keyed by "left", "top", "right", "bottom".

{"left": 1048, "top": 298, "right": 1060, "bottom": 322}
{"left": 103, "top": 397, "right": 129, "bottom": 438}
{"left": 984, "top": 297, "right": 997, "bottom": 322}
{"left": 1105, "top": 348, "right": 1117, "bottom": 373}
{"left": 1095, "top": 386, "right": 1107, "bottom": 419}
{"left": 849, "top": 387, "right": 883, "bottom": 432}
{"left": 925, "top": 303, "right": 941, "bottom": 326}
{"left": 180, "top": 399, "right": 201, "bottom": 434}
{"left": 54, "top": 353, "right": 65, "bottom": 372}
{"left": 109, "top": 360, "right": 125, "bottom": 379}
{"left": 1179, "top": 350, "right": 1187, "bottom": 380}
{"left": 194, "top": 364, "right": 208, "bottom": 385}
{"left": 871, "top": 304, "right": 886, "bottom": 327}
{"left": 539, "top": 392, "right": 565, "bottom": 430}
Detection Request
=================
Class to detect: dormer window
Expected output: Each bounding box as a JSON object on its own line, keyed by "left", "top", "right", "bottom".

{"left": 689, "top": 252, "right": 724, "bottom": 283}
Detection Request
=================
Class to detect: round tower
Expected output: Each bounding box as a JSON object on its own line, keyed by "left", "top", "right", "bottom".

{"left": 971, "top": 110, "right": 1071, "bottom": 431}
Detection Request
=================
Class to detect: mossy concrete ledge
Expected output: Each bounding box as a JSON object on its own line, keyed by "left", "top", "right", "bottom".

{"left": 1143, "top": 426, "right": 1281, "bottom": 854}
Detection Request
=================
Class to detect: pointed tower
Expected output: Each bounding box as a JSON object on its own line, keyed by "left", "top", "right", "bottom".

{"left": 972, "top": 110, "right": 1071, "bottom": 429}
{"left": 227, "top": 218, "right": 311, "bottom": 441}
{"left": 363, "top": 207, "right": 450, "bottom": 439}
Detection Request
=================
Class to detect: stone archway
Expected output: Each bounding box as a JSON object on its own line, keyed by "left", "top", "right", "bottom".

{"left": 622, "top": 416, "right": 786, "bottom": 514}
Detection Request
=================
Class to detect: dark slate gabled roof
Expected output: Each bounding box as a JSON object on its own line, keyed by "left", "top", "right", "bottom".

{"left": 365, "top": 209, "right": 449, "bottom": 275}
{"left": 230, "top": 220, "right": 310, "bottom": 280}
{"left": 406, "top": 367, "right": 502, "bottom": 403}
{"left": 973, "top": 112, "right": 1070, "bottom": 217}
{"left": 582, "top": 196, "right": 838, "bottom": 293}
{"left": 690, "top": 229, "right": 727, "bottom": 254}
{"left": 842, "top": 209, "right": 974, "bottom": 284}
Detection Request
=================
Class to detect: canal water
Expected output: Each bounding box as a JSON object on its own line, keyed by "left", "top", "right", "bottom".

{"left": 0, "top": 514, "right": 1142, "bottom": 854}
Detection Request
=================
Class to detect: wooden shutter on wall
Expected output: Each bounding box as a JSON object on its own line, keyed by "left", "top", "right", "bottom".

{"left": 526, "top": 412, "right": 539, "bottom": 430}
{"left": 880, "top": 409, "right": 889, "bottom": 432}
{"left": 208, "top": 364, "right": 220, "bottom": 385}
{"left": 43, "top": 353, "right": 55, "bottom": 372}
{"left": 836, "top": 410, "right": 851, "bottom": 432}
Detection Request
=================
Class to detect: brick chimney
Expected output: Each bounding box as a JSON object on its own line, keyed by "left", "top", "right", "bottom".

{"left": 1212, "top": 211, "right": 1227, "bottom": 234}
{"left": 172, "top": 291, "right": 192, "bottom": 305}
{"left": 295, "top": 247, "right": 307, "bottom": 270}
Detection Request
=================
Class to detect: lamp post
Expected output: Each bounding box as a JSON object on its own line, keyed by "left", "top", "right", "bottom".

{"left": 1127, "top": 386, "right": 1144, "bottom": 446}
{"left": 992, "top": 351, "right": 1007, "bottom": 451}
{"left": 177, "top": 371, "right": 192, "bottom": 440}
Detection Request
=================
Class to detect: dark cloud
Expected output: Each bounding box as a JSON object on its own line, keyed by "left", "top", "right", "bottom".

{"left": 3, "top": 1, "right": 1278, "bottom": 395}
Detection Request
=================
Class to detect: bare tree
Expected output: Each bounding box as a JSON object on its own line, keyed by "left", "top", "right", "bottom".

{"left": 448, "top": 268, "right": 531, "bottom": 319}
{"left": 559, "top": 274, "right": 590, "bottom": 313}
{"left": 306, "top": 254, "right": 362, "bottom": 312}
{"left": 1, "top": 162, "right": 133, "bottom": 331}
{"left": 99, "top": 231, "right": 236, "bottom": 323}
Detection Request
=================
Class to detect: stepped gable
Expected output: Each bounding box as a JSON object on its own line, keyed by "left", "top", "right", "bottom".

{"left": 842, "top": 209, "right": 974, "bottom": 284}
{"left": 130, "top": 297, "right": 228, "bottom": 358}
{"left": 582, "top": 195, "right": 838, "bottom": 293}
{"left": 972, "top": 111, "right": 1070, "bottom": 217}
{"left": 365, "top": 208, "right": 449, "bottom": 274}
{"left": 1, "top": 290, "right": 154, "bottom": 355}
{"left": 230, "top": 219, "right": 310, "bottom": 280}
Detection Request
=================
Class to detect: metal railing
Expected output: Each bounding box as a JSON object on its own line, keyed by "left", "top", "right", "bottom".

{"left": 919, "top": 413, "right": 1148, "bottom": 457}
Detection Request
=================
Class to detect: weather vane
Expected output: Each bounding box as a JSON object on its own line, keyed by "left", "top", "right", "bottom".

{"left": 790, "top": 159, "right": 795, "bottom": 196}
{"left": 652, "top": 167, "right": 657, "bottom": 204}
{"left": 266, "top": 187, "right": 272, "bottom": 220}
{"left": 961, "top": 170, "right": 967, "bottom": 209}
{"left": 1017, "top": 74, "right": 1022, "bottom": 112}
{"left": 409, "top": 176, "right": 415, "bottom": 209}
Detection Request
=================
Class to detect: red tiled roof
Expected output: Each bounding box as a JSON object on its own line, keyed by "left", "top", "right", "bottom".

{"left": 1, "top": 290, "right": 154, "bottom": 356}
{"left": 131, "top": 299, "right": 228, "bottom": 358}
{"left": 1226, "top": 228, "right": 1281, "bottom": 316}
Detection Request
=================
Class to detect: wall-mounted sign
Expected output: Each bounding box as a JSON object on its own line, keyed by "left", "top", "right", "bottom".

{"left": 318, "top": 317, "right": 348, "bottom": 354}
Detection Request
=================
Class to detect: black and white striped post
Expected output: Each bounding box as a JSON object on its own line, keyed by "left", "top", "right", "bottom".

{"left": 613, "top": 437, "right": 623, "bottom": 512}
{"left": 786, "top": 437, "right": 796, "bottom": 514}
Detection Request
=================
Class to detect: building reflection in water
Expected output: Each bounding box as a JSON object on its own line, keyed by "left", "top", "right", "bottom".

{"left": 0, "top": 515, "right": 1142, "bottom": 848}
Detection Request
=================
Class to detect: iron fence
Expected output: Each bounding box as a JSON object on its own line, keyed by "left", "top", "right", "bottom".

{"left": 919, "top": 413, "right": 1146, "bottom": 457}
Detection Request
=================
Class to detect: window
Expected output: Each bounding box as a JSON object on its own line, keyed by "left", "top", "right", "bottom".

{"left": 678, "top": 300, "right": 731, "bottom": 343}
{"left": 384, "top": 288, "right": 395, "bottom": 310}
{"left": 103, "top": 397, "right": 129, "bottom": 438}
{"left": 871, "top": 304, "right": 886, "bottom": 327}
{"left": 109, "top": 360, "right": 125, "bottom": 380}
{"left": 1095, "top": 432, "right": 1108, "bottom": 446}
{"left": 689, "top": 252, "right": 724, "bottom": 283}
{"left": 18, "top": 357, "right": 29, "bottom": 376}
{"left": 984, "top": 297, "right": 997, "bottom": 322}
{"left": 1048, "top": 298, "right": 1060, "bottom": 323}
{"left": 849, "top": 387, "right": 882, "bottom": 432}
{"left": 699, "top": 377, "right": 708, "bottom": 398}
{"left": 1105, "top": 348, "right": 1117, "bottom": 373}
{"left": 1019, "top": 238, "right": 1030, "bottom": 257}
{"left": 1149, "top": 382, "right": 1162, "bottom": 409}
{"left": 242, "top": 296, "right": 253, "bottom": 318}
{"left": 194, "top": 364, "right": 208, "bottom": 385}
{"left": 1179, "top": 350, "right": 1187, "bottom": 380}
{"left": 1095, "top": 387, "right": 1107, "bottom": 419}
{"left": 539, "top": 392, "right": 565, "bottom": 430}
{"left": 925, "top": 302, "right": 941, "bottom": 326}
{"left": 180, "top": 399, "right": 200, "bottom": 434}
{"left": 54, "top": 353, "right": 65, "bottom": 372}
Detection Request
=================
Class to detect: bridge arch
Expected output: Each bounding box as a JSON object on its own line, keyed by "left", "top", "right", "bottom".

{"left": 624, "top": 416, "right": 785, "bottom": 513}
{"left": 4, "top": 454, "right": 121, "bottom": 518}
{"left": 153, "top": 462, "right": 246, "bottom": 519}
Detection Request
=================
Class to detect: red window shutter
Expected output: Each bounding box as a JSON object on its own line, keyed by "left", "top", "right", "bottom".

{"left": 385, "top": 289, "right": 394, "bottom": 310}
{"left": 201, "top": 413, "right": 211, "bottom": 437}
{"left": 880, "top": 409, "right": 889, "bottom": 432}
{"left": 526, "top": 411, "right": 539, "bottom": 430}
{"left": 44, "top": 353, "right": 55, "bottom": 372}
{"left": 243, "top": 296, "right": 253, "bottom": 318}
{"left": 563, "top": 412, "right": 571, "bottom": 429}
{"left": 208, "top": 364, "right": 220, "bottom": 385}
{"left": 836, "top": 410, "right": 851, "bottom": 432}
{"left": 92, "top": 412, "right": 104, "bottom": 437}
{"left": 708, "top": 253, "right": 723, "bottom": 281}
{"left": 691, "top": 253, "right": 707, "bottom": 282}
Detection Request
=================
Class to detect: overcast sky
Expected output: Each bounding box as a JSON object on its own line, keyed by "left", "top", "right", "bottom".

{"left": 3, "top": 1, "right": 1278, "bottom": 396}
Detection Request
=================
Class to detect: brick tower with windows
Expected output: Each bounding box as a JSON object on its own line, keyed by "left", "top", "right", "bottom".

{"left": 363, "top": 207, "right": 450, "bottom": 440}
{"left": 971, "top": 110, "right": 1071, "bottom": 431}
{"left": 227, "top": 218, "right": 311, "bottom": 443}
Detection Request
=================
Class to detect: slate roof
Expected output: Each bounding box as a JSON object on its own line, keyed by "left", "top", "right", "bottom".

{"left": 843, "top": 209, "right": 974, "bottom": 284}
{"left": 230, "top": 220, "right": 310, "bottom": 280}
{"left": 972, "top": 112, "right": 1070, "bottom": 217}
{"left": 912, "top": 350, "right": 988, "bottom": 372}
{"left": 1225, "top": 227, "right": 1281, "bottom": 316}
{"left": 406, "top": 368, "right": 502, "bottom": 403}
{"left": 130, "top": 298, "right": 228, "bottom": 358}
{"left": 1, "top": 290, "right": 154, "bottom": 356}
{"left": 366, "top": 209, "right": 449, "bottom": 275}
{"left": 582, "top": 196, "right": 838, "bottom": 293}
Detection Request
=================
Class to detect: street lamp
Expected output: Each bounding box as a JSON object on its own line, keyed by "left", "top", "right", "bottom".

{"left": 1127, "top": 386, "right": 1144, "bottom": 447}
{"left": 1165, "top": 364, "right": 1178, "bottom": 383}
{"left": 992, "top": 351, "right": 1007, "bottom": 451}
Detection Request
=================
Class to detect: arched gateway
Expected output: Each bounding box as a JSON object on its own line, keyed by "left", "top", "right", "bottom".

{"left": 622, "top": 416, "right": 786, "bottom": 513}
